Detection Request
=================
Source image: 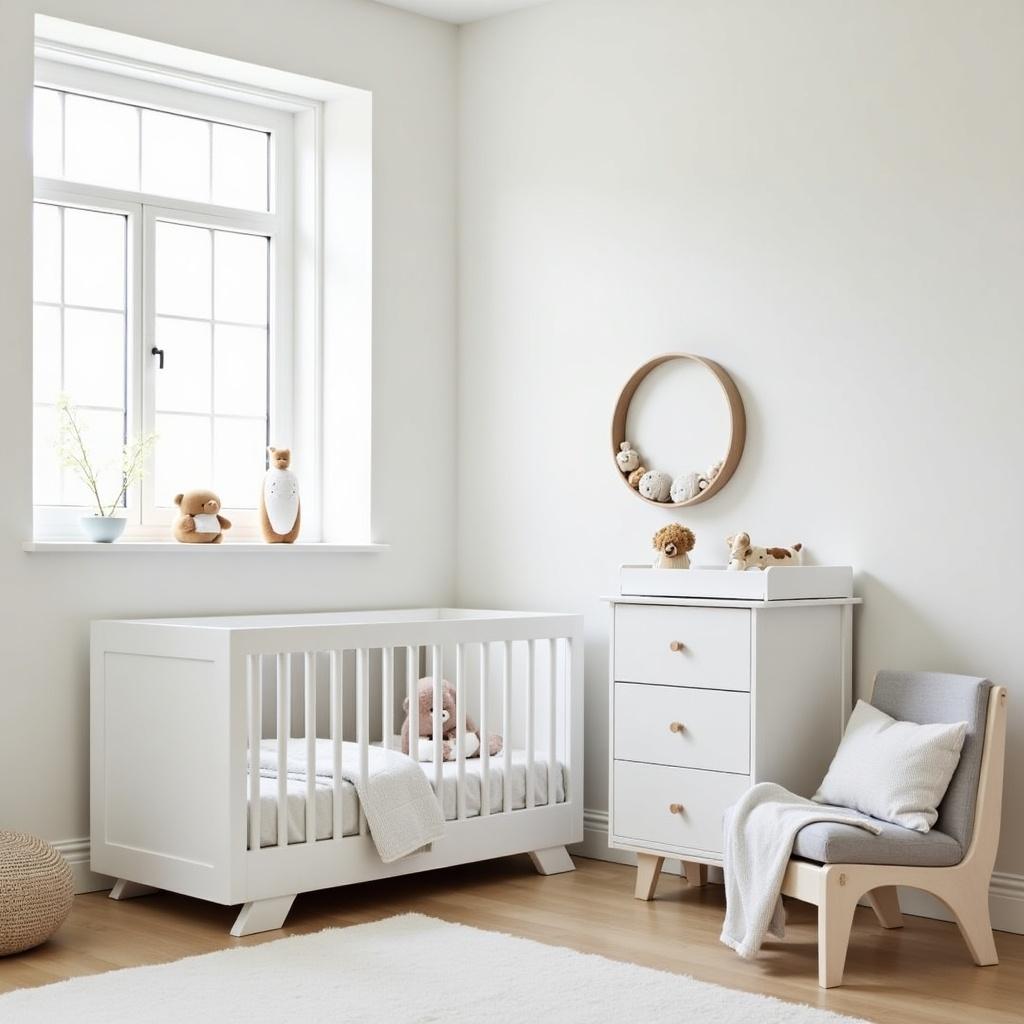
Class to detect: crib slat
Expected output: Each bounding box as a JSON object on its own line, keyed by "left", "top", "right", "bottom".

{"left": 455, "top": 643, "right": 466, "bottom": 820}
{"left": 382, "top": 646, "right": 394, "bottom": 750}
{"left": 548, "top": 638, "right": 557, "bottom": 808}
{"left": 406, "top": 646, "right": 418, "bottom": 759}
{"left": 276, "top": 653, "right": 290, "bottom": 848}
{"left": 330, "top": 650, "right": 343, "bottom": 842}
{"left": 526, "top": 639, "right": 536, "bottom": 810}
{"left": 479, "top": 642, "right": 490, "bottom": 816}
{"left": 502, "top": 641, "right": 512, "bottom": 814}
{"left": 432, "top": 644, "right": 443, "bottom": 800}
{"left": 247, "top": 655, "right": 261, "bottom": 851}
{"left": 357, "top": 648, "right": 369, "bottom": 836}
{"left": 304, "top": 652, "right": 317, "bottom": 844}
{"left": 565, "top": 635, "right": 576, "bottom": 804}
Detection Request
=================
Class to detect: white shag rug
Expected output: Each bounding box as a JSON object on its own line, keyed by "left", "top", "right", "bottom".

{"left": 0, "top": 913, "right": 867, "bottom": 1023}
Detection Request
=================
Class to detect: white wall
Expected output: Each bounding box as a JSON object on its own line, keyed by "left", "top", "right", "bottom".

{"left": 0, "top": 0, "right": 457, "bottom": 844}
{"left": 457, "top": 0, "right": 1024, "bottom": 889}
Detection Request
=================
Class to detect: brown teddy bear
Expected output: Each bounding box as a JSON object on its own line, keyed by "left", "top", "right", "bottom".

{"left": 173, "top": 490, "right": 232, "bottom": 544}
{"left": 401, "top": 676, "right": 502, "bottom": 761}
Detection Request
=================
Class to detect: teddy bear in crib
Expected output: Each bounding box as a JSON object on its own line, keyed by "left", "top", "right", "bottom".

{"left": 401, "top": 677, "right": 503, "bottom": 762}
{"left": 726, "top": 532, "right": 803, "bottom": 571}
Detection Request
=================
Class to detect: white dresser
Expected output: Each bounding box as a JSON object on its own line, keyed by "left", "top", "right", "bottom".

{"left": 607, "top": 594, "right": 859, "bottom": 899}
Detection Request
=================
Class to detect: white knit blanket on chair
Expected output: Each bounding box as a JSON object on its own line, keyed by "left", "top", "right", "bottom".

{"left": 260, "top": 739, "right": 445, "bottom": 863}
{"left": 720, "top": 782, "right": 881, "bottom": 960}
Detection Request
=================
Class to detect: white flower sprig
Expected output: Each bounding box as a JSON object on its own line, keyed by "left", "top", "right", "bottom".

{"left": 55, "top": 395, "right": 157, "bottom": 517}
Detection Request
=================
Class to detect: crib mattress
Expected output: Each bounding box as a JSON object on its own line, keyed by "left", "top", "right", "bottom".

{"left": 252, "top": 743, "right": 568, "bottom": 848}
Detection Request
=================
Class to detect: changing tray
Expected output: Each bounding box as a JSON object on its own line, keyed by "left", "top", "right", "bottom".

{"left": 619, "top": 564, "right": 854, "bottom": 601}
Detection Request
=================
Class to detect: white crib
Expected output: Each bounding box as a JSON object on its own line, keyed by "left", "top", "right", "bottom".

{"left": 90, "top": 608, "right": 584, "bottom": 935}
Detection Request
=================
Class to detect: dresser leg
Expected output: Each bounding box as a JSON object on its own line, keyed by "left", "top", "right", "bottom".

{"left": 634, "top": 853, "right": 665, "bottom": 900}
{"left": 683, "top": 860, "right": 708, "bottom": 887}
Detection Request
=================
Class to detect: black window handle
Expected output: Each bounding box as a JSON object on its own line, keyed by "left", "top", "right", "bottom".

{"left": 152, "top": 346, "right": 165, "bottom": 369}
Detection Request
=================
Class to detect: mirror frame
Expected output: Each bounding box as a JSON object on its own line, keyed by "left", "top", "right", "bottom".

{"left": 611, "top": 352, "right": 746, "bottom": 508}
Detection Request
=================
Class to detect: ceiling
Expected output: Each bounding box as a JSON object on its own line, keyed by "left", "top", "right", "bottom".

{"left": 371, "top": 0, "right": 552, "bottom": 24}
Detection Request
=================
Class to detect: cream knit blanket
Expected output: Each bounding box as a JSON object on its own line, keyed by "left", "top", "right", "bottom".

{"left": 720, "top": 782, "right": 881, "bottom": 959}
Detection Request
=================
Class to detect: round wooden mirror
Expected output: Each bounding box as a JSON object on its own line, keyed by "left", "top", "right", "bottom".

{"left": 611, "top": 353, "right": 745, "bottom": 508}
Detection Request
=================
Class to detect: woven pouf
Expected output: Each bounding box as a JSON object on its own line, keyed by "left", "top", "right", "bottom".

{"left": 0, "top": 831, "right": 74, "bottom": 956}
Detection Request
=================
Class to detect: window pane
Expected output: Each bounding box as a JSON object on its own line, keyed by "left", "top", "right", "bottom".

{"left": 64, "top": 93, "right": 139, "bottom": 191}
{"left": 34, "top": 202, "right": 128, "bottom": 509}
{"left": 142, "top": 109, "right": 210, "bottom": 203}
{"left": 155, "top": 222, "right": 211, "bottom": 319}
{"left": 154, "top": 413, "right": 212, "bottom": 508}
{"left": 64, "top": 208, "right": 126, "bottom": 310}
{"left": 214, "top": 231, "right": 267, "bottom": 325}
{"left": 155, "top": 317, "right": 211, "bottom": 414}
{"left": 211, "top": 124, "right": 268, "bottom": 211}
{"left": 33, "top": 88, "right": 62, "bottom": 178}
{"left": 33, "top": 305, "right": 61, "bottom": 403}
{"left": 63, "top": 308, "right": 125, "bottom": 409}
{"left": 214, "top": 324, "right": 267, "bottom": 416}
{"left": 214, "top": 417, "right": 266, "bottom": 508}
{"left": 33, "top": 405, "right": 62, "bottom": 505}
{"left": 61, "top": 407, "right": 126, "bottom": 508}
{"left": 33, "top": 203, "right": 61, "bottom": 304}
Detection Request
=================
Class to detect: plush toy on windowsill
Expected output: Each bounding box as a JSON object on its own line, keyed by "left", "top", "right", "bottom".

{"left": 261, "top": 447, "right": 301, "bottom": 543}
{"left": 173, "top": 490, "right": 231, "bottom": 543}
{"left": 401, "top": 676, "right": 503, "bottom": 761}
{"left": 726, "top": 532, "right": 803, "bottom": 571}
{"left": 652, "top": 523, "right": 696, "bottom": 569}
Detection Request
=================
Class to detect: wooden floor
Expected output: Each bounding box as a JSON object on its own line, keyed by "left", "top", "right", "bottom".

{"left": 1, "top": 856, "right": 1021, "bottom": 1022}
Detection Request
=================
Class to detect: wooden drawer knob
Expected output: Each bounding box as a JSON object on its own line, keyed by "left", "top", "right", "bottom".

{"left": 668, "top": 803, "right": 684, "bottom": 815}
{"left": 669, "top": 641, "right": 685, "bottom": 652}
{"left": 669, "top": 721, "right": 684, "bottom": 733}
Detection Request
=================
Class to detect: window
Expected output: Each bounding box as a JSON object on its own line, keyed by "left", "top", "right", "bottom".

{"left": 32, "top": 61, "right": 292, "bottom": 536}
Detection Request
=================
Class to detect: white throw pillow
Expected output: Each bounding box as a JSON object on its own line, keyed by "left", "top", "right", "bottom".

{"left": 812, "top": 700, "right": 967, "bottom": 833}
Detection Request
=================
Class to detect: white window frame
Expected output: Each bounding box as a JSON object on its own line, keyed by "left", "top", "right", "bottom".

{"left": 32, "top": 58, "right": 296, "bottom": 539}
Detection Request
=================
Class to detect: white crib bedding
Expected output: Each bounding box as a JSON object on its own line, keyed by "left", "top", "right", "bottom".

{"left": 252, "top": 743, "right": 568, "bottom": 848}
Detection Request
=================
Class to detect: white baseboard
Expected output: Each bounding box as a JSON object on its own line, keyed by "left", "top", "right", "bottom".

{"left": 570, "top": 809, "right": 1024, "bottom": 936}
{"left": 53, "top": 838, "right": 114, "bottom": 895}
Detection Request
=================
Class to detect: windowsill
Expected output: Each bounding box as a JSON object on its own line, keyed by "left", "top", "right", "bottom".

{"left": 23, "top": 540, "right": 388, "bottom": 553}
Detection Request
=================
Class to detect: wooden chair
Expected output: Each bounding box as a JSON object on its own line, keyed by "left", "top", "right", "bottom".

{"left": 780, "top": 671, "right": 1007, "bottom": 988}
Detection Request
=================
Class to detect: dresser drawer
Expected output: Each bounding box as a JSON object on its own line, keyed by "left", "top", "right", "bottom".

{"left": 614, "top": 605, "right": 750, "bottom": 691}
{"left": 613, "top": 761, "right": 748, "bottom": 855}
{"left": 614, "top": 682, "right": 750, "bottom": 773}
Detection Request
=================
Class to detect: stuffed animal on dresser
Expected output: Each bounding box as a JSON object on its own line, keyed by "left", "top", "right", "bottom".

{"left": 726, "top": 532, "right": 803, "bottom": 571}
{"left": 260, "top": 447, "right": 301, "bottom": 543}
{"left": 652, "top": 523, "right": 696, "bottom": 569}
{"left": 173, "top": 490, "right": 231, "bottom": 543}
{"left": 401, "top": 677, "right": 503, "bottom": 761}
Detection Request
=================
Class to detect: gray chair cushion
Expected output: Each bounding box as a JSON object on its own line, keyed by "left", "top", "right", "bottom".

{"left": 870, "top": 670, "right": 991, "bottom": 852}
{"left": 793, "top": 814, "right": 963, "bottom": 867}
